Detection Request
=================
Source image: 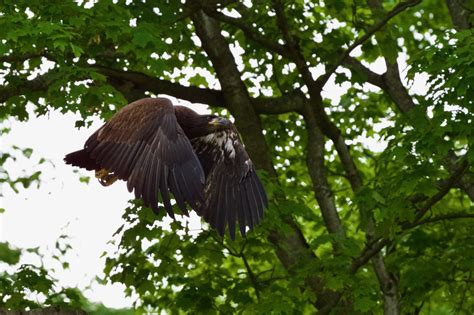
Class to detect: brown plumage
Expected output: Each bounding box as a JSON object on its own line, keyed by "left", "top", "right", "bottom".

{"left": 64, "top": 97, "right": 267, "bottom": 239}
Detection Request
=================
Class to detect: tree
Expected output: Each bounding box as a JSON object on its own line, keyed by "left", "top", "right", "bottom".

{"left": 1, "top": 0, "right": 473, "bottom": 313}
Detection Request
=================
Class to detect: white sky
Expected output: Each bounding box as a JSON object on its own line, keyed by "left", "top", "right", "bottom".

{"left": 1, "top": 109, "right": 139, "bottom": 308}
{"left": 0, "top": 98, "right": 209, "bottom": 308}
{"left": 0, "top": 52, "right": 428, "bottom": 309}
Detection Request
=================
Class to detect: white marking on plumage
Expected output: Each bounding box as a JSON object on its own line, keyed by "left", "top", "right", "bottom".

{"left": 244, "top": 159, "right": 252, "bottom": 171}
{"left": 196, "top": 131, "right": 236, "bottom": 159}
{"left": 202, "top": 133, "right": 217, "bottom": 144}
{"left": 225, "top": 137, "right": 235, "bottom": 158}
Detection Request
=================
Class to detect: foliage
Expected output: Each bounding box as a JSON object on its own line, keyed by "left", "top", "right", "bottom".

{"left": 0, "top": 229, "right": 133, "bottom": 314}
{"left": 1, "top": 0, "right": 473, "bottom": 314}
{"left": 0, "top": 140, "right": 43, "bottom": 194}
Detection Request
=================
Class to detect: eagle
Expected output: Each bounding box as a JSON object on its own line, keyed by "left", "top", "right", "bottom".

{"left": 64, "top": 97, "right": 267, "bottom": 239}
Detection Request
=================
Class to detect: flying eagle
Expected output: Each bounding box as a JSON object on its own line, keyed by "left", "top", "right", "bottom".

{"left": 64, "top": 97, "right": 267, "bottom": 239}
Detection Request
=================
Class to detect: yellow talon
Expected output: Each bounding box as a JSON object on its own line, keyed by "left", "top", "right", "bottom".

{"left": 95, "top": 168, "right": 108, "bottom": 178}
{"left": 95, "top": 168, "right": 118, "bottom": 186}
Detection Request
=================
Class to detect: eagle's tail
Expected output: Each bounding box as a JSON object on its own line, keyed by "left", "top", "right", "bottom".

{"left": 64, "top": 149, "right": 97, "bottom": 171}
{"left": 64, "top": 149, "right": 118, "bottom": 186}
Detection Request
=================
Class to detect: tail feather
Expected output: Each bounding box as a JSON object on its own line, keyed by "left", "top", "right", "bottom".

{"left": 64, "top": 149, "right": 98, "bottom": 171}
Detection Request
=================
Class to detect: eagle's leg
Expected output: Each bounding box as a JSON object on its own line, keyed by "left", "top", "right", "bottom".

{"left": 95, "top": 168, "right": 118, "bottom": 186}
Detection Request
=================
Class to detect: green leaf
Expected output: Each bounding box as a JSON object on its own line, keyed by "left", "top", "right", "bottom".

{"left": 70, "top": 43, "right": 83, "bottom": 58}
{"left": 0, "top": 242, "right": 21, "bottom": 265}
{"left": 188, "top": 73, "right": 208, "bottom": 87}
{"left": 372, "top": 191, "right": 386, "bottom": 205}
{"left": 79, "top": 175, "right": 90, "bottom": 184}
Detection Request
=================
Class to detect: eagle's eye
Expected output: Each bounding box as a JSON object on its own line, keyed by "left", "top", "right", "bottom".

{"left": 208, "top": 116, "right": 228, "bottom": 127}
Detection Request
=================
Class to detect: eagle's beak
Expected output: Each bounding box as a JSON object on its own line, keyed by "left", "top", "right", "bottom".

{"left": 209, "top": 117, "right": 228, "bottom": 126}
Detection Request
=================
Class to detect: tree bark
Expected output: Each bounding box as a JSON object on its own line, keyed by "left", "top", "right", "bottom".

{"left": 302, "top": 104, "right": 345, "bottom": 236}
{"left": 372, "top": 254, "right": 400, "bottom": 315}
{"left": 445, "top": 0, "right": 473, "bottom": 30}
{"left": 190, "top": 8, "right": 341, "bottom": 311}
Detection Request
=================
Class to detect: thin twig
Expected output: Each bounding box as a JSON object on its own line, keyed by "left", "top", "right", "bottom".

{"left": 410, "top": 160, "right": 469, "bottom": 225}
{"left": 201, "top": 8, "right": 291, "bottom": 57}
{"left": 403, "top": 212, "right": 474, "bottom": 229}
{"left": 351, "top": 238, "right": 391, "bottom": 273}
{"left": 241, "top": 252, "right": 261, "bottom": 300}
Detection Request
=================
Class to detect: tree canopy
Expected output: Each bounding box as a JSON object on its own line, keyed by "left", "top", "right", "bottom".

{"left": 1, "top": 0, "right": 473, "bottom": 314}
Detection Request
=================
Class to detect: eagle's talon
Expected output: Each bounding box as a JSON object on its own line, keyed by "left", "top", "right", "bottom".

{"left": 96, "top": 169, "right": 118, "bottom": 186}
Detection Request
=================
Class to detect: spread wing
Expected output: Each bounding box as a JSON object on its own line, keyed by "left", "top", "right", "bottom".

{"left": 191, "top": 127, "right": 267, "bottom": 239}
{"left": 65, "top": 98, "right": 205, "bottom": 217}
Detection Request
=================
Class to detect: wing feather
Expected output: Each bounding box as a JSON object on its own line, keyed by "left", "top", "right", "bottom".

{"left": 204, "top": 169, "right": 220, "bottom": 223}
{"left": 159, "top": 164, "right": 174, "bottom": 218}
{"left": 235, "top": 186, "right": 246, "bottom": 237}
{"left": 152, "top": 159, "right": 163, "bottom": 213}
{"left": 215, "top": 175, "right": 228, "bottom": 236}
{"left": 65, "top": 97, "right": 267, "bottom": 238}
{"left": 253, "top": 171, "right": 268, "bottom": 208}
{"left": 115, "top": 143, "right": 137, "bottom": 179}
{"left": 169, "top": 168, "right": 188, "bottom": 215}
{"left": 107, "top": 143, "right": 128, "bottom": 171}
{"left": 69, "top": 98, "right": 205, "bottom": 217}
{"left": 147, "top": 150, "right": 159, "bottom": 212}
{"left": 92, "top": 142, "right": 115, "bottom": 163}
{"left": 226, "top": 180, "right": 236, "bottom": 240}
{"left": 141, "top": 148, "right": 155, "bottom": 206}
{"left": 192, "top": 127, "right": 267, "bottom": 239}
{"left": 176, "top": 166, "right": 194, "bottom": 209}
{"left": 133, "top": 145, "right": 151, "bottom": 200}
{"left": 243, "top": 181, "right": 255, "bottom": 231}
{"left": 248, "top": 174, "right": 264, "bottom": 222}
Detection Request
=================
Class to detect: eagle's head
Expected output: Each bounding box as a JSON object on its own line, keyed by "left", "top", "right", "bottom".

{"left": 207, "top": 115, "right": 231, "bottom": 130}
{"left": 182, "top": 114, "right": 231, "bottom": 139}
{"left": 174, "top": 106, "right": 232, "bottom": 139}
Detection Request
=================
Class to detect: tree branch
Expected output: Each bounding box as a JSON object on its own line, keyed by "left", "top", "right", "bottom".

{"left": 251, "top": 90, "right": 306, "bottom": 114}
{"left": 447, "top": 152, "right": 474, "bottom": 201}
{"left": 343, "top": 56, "right": 386, "bottom": 88}
{"left": 363, "top": 0, "right": 474, "bottom": 204}
{"left": 272, "top": 0, "right": 341, "bottom": 139}
{"left": 97, "top": 65, "right": 308, "bottom": 114}
{"left": 1, "top": 62, "right": 306, "bottom": 116}
{"left": 272, "top": 0, "right": 366, "bottom": 239}
{"left": 362, "top": 0, "right": 416, "bottom": 114}
{"left": 272, "top": 0, "right": 317, "bottom": 88}
{"left": 241, "top": 252, "right": 260, "bottom": 300}
{"left": 349, "top": 161, "right": 468, "bottom": 279}
{"left": 302, "top": 104, "right": 345, "bottom": 236}
{"left": 200, "top": 7, "right": 291, "bottom": 58}
{"left": 317, "top": 0, "right": 423, "bottom": 88}
{"left": 372, "top": 251, "right": 400, "bottom": 314}
{"left": 93, "top": 65, "right": 226, "bottom": 107}
{"left": 445, "top": 0, "right": 473, "bottom": 30}
{"left": 403, "top": 160, "right": 470, "bottom": 228}
{"left": 352, "top": 161, "right": 470, "bottom": 272}
{"left": 0, "top": 53, "right": 46, "bottom": 63}
{"left": 351, "top": 239, "right": 391, "bottom": 273}
{"left": 408, "top": 212, "right": 474, "bottom": 228}
{"left": 189, "top": 10, "right": 343, "bottom": 311}
{"left": 458, "top": 174, "right": 474, "bottom": 201}
{"left": 0, "top": 74, "right": 49, "bottom": 103}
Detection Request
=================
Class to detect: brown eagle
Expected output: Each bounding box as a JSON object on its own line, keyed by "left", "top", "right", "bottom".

{"left": 64, "top": 97, "right": 267, "bottom": 239}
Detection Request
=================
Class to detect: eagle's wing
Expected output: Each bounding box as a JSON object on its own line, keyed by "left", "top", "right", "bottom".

{"left": 65, "top": 98, "right": 205, "bottom": 217}
{"left": 192, "top": 127, "right": 267, "bottom": 239}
